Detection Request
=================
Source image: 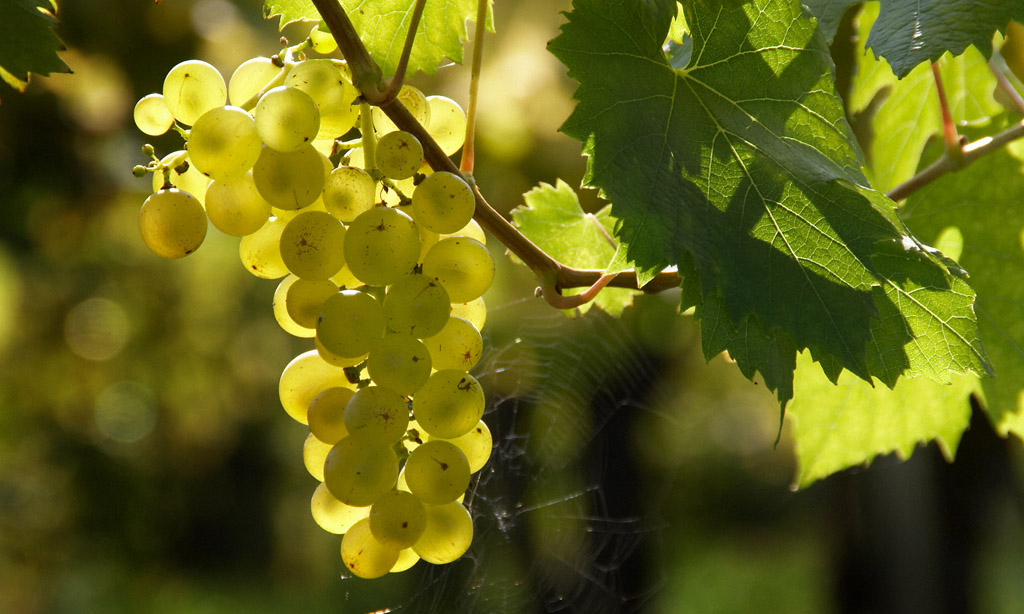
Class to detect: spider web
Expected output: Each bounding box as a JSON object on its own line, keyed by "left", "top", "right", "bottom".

{"left": 355, "top": 303, "right": 676, "bottom": 613}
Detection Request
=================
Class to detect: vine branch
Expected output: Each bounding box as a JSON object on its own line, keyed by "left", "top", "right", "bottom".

{"left": 314, "top": 0, "right": 682, "bottom": 303}
{"left": 460, "top": 0, "right": 488, "bottom": 175}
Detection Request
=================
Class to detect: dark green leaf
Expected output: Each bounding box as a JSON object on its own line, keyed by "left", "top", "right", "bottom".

{"left": 0, "top": 0, "right": 69, "bottom": 92}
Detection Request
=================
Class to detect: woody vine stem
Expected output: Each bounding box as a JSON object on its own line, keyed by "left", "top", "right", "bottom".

{"left": 311, "top": 0, "right": 1024, "bottom": 305}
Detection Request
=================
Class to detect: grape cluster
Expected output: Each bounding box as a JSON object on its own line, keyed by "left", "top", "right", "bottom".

{"left": 132, "top": 47, "right": 494, "bottom": 578}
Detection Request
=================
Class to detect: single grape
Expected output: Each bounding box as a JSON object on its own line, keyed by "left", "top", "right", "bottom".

{"left": 330, "top": 264, "right": 364, "bottom": 289}
{"left": 204, "top": 171, "right": 271, "bottom": 236}
{"left": 423, "top": 316, "right": 483, "bottom": 371}
{"left": 413, "top": 370, "right": 485, "bottom": 439}
{"left": 316, "top": 335, "right": 367, "bottom": 369}
{"left": 139, "top": 188, "right": 207, "bottom": 259}
{"left": 239, "top": 216, "right": 289, "bottom": 279}
{"left": 311, "top": 481, "right": 368, "bottom": 534}
{"left": 133, "top": 93, "right": 175, "bottom": 136}
{"left": 411, "top": 171, "right": 475, "bottom": 234}
{"left": 228, "top": 56, "right": 281, "bottom": 107}
{"left": 254, "top": 85, "right": 320, "bottom": 152}
{"left": 413, "top": 501, "right": 473, "bottom": 564}
{"left": 187, "top": 105, "right": 262, "bottom": 181}
{"left": 370, "top": 490, "right": 427, "bottom": 549}
{"left": 308, "top": 386, "right": 354, "bottom": 444}
{"left": 323, "top": 166, "right": 376, "bottom": 222}
{"left": 162, "top": 59, "right": 226, "bottom": 125}
{"left": 450, "top": 297, "right": 486, "bottom": 330}
{"left": 371, "top": 85, "right": 429, "bottom": 134}
{"left": 286, "top": 277, "right": 338, "bottom": 329}
{"left": 421, "top": 237, "right": 494, "bottom": 303}
{"left": 403, "top": 440, "right": 471, "bottom": 505}
{"left": 426, "top": 95, "right": 468, "bottom": 156}
{"left": 303, "top": 432, "right": 333, "bottom": 481}
{"left": 252, "top": 144, "right": 325, "bottom": 210}
{"left": 323, "top": 437, "right": 398, "bottom": 506}
{"left": 279, "top": 349, "right": 355, "bottom": 424}
{"left": 343, "top": 207, "right": 420, "bottom": 286}
{"left": 316, "top": 289, "right": 385, "bottom": 358}
{"left": 383, "top": 273, "right": 452, "bottom": 338}
{"left": 442, "top": 218, "right": 486, "bottom": 244}
{"left": 341, "top": 518, "right": 401, "bottom": 579}
{"left": 390, "top": 548, "right": 420, "bottom": 573}
{"left": 427, "top": 420, "right": 492, "bottom": 473}
{"left": 375, "top": 131, "right": 423, "bottom": 180}
{"left": 279, "top": 210, "right": 347, "bottom": 280}
{"left": 309, "top": 24, "right": 339, "bottom": 54}
{"left": 366, "top": 334, "right": 432, "bottom": 396}
{"left": 273, "top": 275, "right": 315, "bottom": 338}
{"left": 284, "top": 59, "right": 358, "bottom": 139}
{"left": 343, "top": 386, "right": 411, "bottom": 446}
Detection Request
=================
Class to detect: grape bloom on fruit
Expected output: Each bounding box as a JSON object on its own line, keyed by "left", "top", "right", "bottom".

{"left": 131, "top": 45, "right": 489, "bottom": 579}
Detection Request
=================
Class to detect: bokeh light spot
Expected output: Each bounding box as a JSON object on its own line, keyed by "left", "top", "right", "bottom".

{"left": 94, "top": 381, "right": 157, "bottom": 443}
{"left": 64, "top": 297, "right": 129, "bottom": 361}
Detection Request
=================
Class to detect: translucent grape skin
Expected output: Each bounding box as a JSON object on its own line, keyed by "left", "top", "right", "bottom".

{"left": 341, "top": 518, "right": 401, "bottom": 579}
{"left": 278, "top": 349, "right": 354, "bottom": 424}
{"left": 343, "top": 207, "right": 421, "bottom": 286}
{"left": 413, "top": 370, "right": 486, "bottom": 439}
{"left": 162, "top": 59, "right": 227, "bottom": 126}
{"left": 133, "top": 93, "right": 175, "bottom": 136}
{"left": 366, "top": 334, "right": 432, "bottom": 396}
{"left": 411, "top": 171, "right": 476, "bottom": 234}
{"left": 311, "top": 481, "right": 368, "bottom": 535}
{"left": 403, "top": 440, "right": 471, "bottom": 505}
{"left": 152, "top": 150, "right": 211, "bottom": 204}
{"left": 370, "top": 490, "right": 427, "bottom": 549}
{"left": 425, "top": 95, "right": 468, "bottom": 156}
{"left": 343, "top": 386, "right": 411, "bottom": 446}
{"left": 316, "top": 289, "right": 385, "bottom": 358}
{"left": 284, "top": 59, "right": 357, "bottom": 139}
{"left": 286, "top": 277, "right": 338, "bottom": 329}
{"left": 372, "top": 86, "right": 430, "bottom": 135}
{"left": 323, "top": 166, "right": 376, "bottom": 222}
{"left": 187, "top": 105, "right": 262, "bottom": 181}
{"left": 323, "top": 437, "right": 399, "bottom": 506}
{"left": 239, "top": 216, "right": 289, "bottom": 279}
{"left": 228, "top": 57, "right": 282, "bottom": 107}
{"left": 273, "top": 275, "right": 315, "bottom": 338}
{"left": 307, "top": 386, "right": 353, "bottom": 445}
{"left": 422, "top": 237, "right": 494, "bottom": 303}
{"left": 254, "top": 85, "right": 321, "bottom": 152}
{"left": 383, "top": 273, "right": 452, "bottom": 338}
{"left": 375, "top": 131, "right": 424, "bottom": 180}
{"left": 303, "top": 432, "right": 332, "bottom": 481}
{"left": 412, "top": 501, "right": 473, "bottom": 564}
{"left": 139, "top": 188, "right": 207, "bottom": 259}
{"left": 427, "top": 420, "right": 492, "bottom": 474}
{"left": 204, "top": 172, "right": 271, "bottom": 237}
{"left": 423, "top": 316, "right": 483, "bottom": 371}
{"left": 279, "top": 210, "right": 347, "bottom": 280}
{"left": 252, "top": 144, "right": 325, "bottom": 210}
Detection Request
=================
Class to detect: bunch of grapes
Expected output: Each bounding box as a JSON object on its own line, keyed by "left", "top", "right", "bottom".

{"left": 132, "top": 45, "right": 495, "bottom": 578}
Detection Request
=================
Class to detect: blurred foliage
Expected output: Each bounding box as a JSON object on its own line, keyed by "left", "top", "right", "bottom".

{"left": 0, "top": 1, "right": 1022, "bottom": 613}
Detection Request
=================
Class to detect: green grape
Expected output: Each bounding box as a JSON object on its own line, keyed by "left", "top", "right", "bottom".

{"left": 413, "top": 370, "right": 485, "bottom": 439}
{"left": 286, "top": 277, "right": 338, "bottom": 329}
{"left": 187, "top": 105, "right": 262, "bottom": 181}
{"left": 285, "top": 59, "right": 358, "bottom": 139}
{"left": 311, "top": 482, "right": 368, "bottom": 534}
{"left": 162, "top": 59, "right": 227, "bottom": 125}
{"left": 309, "top": 24, "right": 338, "bottom": 54}
{"left": 422, "top": 237, "right": 494, "bottom": 303}
{"left": 307, "top": 386, "right": 353, "bottom": 444}
{"left": 423, "top": 316, "right": 482, "bottom": 371}
{"left": 390, "top": 548, "right": 420, "bottom": 573}
{"left": 316, "top": 336, "right": 367, "bottom": 369}
{"left": 252, "top": 144, "right": 325, "bottom": 210}
{"left": 417, "top": 221, "right": 439, "bottom": 260}
{"left": 366, "top": 334, "right": 432, "bottom": 396}
{"left": 254, "top": 85, "right": 320, "bottom": 152}
{"left": 442, "top": 218, "right": 486, "bottom": 245}
{"left": 343, "top": 386, "right": 411, "bottom": 445}
{"left": 152, "top": 151, "right": 211, "bottom": 204}
{"left": 450, "top": 297, "right": 486, "bottom": 330}
{"left": 375, "top": 131, "right": 423, "bottom": 180}
{"left": 426, "top": 95, "right": 468, "bottom": 156}
{"left": 411, "top": 171, "right": 476, "bottom": 234}
{"left": 341, "top": 518, "right": 401, "bottom": 579}
{"left": 279, "top": 349, "right": 354, "bottom": 424}
{"left": 427, "top": 420, "right": 491, "bottom": 473}
{"left": 139, "top": 188, "right": 207, "bottom": 259}
{"left": 370, "top": 490, "right": 426, "bottom": 549}
{"left": 273, "top": 275, "right": 315, "bottom": 338}
{"left": 204, "top": 171, "right": 271, "bottom": 236}
{"left": 303, "top": 432, "right": 333, "bottom": 481}
{"left": 228, "top": 56, "right": 281, "bottom": 107}
{"left": 343, "top": 207, "right": 420, "bottom": 286}
{"left": 323, "top": 166, "right": 376, "bottom": 222}
{"left": 133, "top": 93, "right": 175, "bottom": 136}
{"left": 403, "top": 440, "right": 470, "bottom": 505}
{"left": 413, "top": 501, "right": 473, "bottom": 564}
{"left": 316, "top": 289, "right": 385, "bottom": 358}
{"left": 330, "top": 264, "right": 364, "bottom": 289}
{"left": 383, "top": 273, "right": 451, "bottom": 338}
{"left": 279, "top": 210, "right": 346, "bottom": 280}
{"left": 239, "top": 216, "right": 289, "bottom": 279}
{"left": 371, "top": 85, "right": 430, "bottom": 134}
{"left": 323, "top": 437, "right": 398, "bottom": 506}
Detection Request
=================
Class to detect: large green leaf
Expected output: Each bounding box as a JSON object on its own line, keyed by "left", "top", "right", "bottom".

{"left": 511, "top": 180, "right": 638, "bottom": 316}
{"left": 0, "top": 0, "right": 69, "bottom": 92}
{"left": 850, "top": 3, "right": 1005, "bottom": 193}
{"left": 548, "top": 0, "right": 991, "bottom": 406}
{"left": 901, "top": 149, "right": 1024, "bottom": 439}
{"left": 264, "top": 0, "right": 489, "bottom": 77}
{"left": 803, "top": 0, "right": 1024, "bottom": 77}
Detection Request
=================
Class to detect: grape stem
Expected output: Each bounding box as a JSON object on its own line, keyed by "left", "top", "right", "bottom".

{"left": 314, "top": 0, "right": 683, "bottom": 305}
{"left": 460, "top": 0, "right": 488, "bottom": 175}
{"left": 377, "top": 0, "right": 427, "bottom": 102}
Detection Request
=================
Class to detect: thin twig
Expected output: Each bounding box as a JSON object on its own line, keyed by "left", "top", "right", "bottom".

{"left": 460, "top": 0, "right": 488, "bottom": 175}
{"left": 989, "top": 56, "right": 1024, "bottom": 115}
{"left": 931, "top": 63, "right": 961, "bottom": 155}
{"left": 378, "top": 0, "right": 428, "bottom": 102}
{"left": 539, "top": 273, "right": 616, "bottom": 309}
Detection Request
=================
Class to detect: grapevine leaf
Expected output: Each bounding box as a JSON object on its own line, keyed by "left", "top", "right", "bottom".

{"left": 512, "top": 180, "right": 639, "bottom": 316}
{"left": 0, "top": 0, "right": 69, "bottom": 92}
{"left": 901, "top": 149, "right": 1024, "bottom": 440}
{"left": 788, "top": 351, "right": 976, "bottom": 488}
{"left": 803, "top": 0, "right": 1024, "bottom": 77}
{"left": 850, "top": 3, "right": 1005, "bottom": 193}
{"left": 263, "top": 0, "right": 491, "bottom": 77}
{"left": 549, "top": 0, "right": 992, "bottom": 406}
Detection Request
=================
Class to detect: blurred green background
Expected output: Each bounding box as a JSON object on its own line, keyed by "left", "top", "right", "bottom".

{"left": 1, "top": 1, "right": 1023, "bottom": 613}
